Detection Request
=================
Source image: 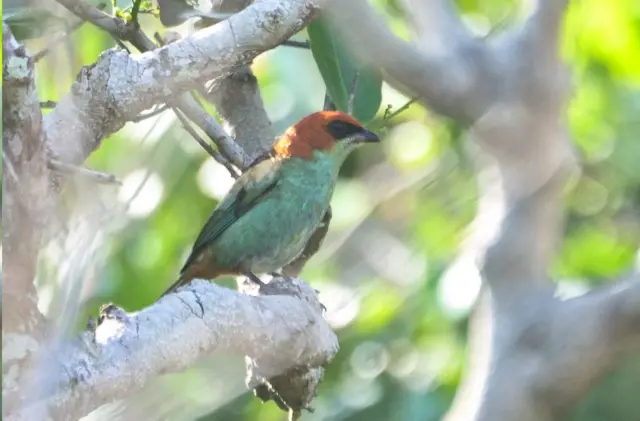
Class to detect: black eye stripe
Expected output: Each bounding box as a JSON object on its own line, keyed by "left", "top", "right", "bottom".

{"left": 326, "top": 120, "right": 364, "bottom": 139}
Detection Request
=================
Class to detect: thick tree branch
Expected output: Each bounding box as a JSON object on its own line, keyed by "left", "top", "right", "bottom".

{"left": 506, "top": 0, "right": 571, "bottom": 112}
{"left": 440, "top": 4, "right": 576, "bottom": 421}
{"left": 7, "top": 279, "right": 338, "bottom": 421}
{"left": 5, "top": 2, "right": 334, "bottom": 419}
{"left": 204, "top": 68, "right": 275, "bottom": 164}
{"left": 570, "top": 271, "right": 640, "bottom": 352}
{"left": 403, "top": 0, "right": 470, "bottom": 50}
{"left": 532, "top": 273, "right": 640, "bottom": 416}
{"left": 56, "top": 4, "right": 250, "bottom": 171}
{"left": 2, "top": 24, "right": 49, "bottom": 328}
{"left": 469, "top": 121, "right": 574, "bottom": 303}
{"left": 326, "top": 0, "right": 491, "bottom": 122}
{"left": 202, "top": 0, "right": 275, "bottom": 165}
{"left": 3, "top": 23, "right": 53, "bottom": 415}
{"left": 45, "top": 0, "right": 324, "bottom": 166}
{"left": 466, "top": 0, "right": 575, "bottom": 305}
{"left": 329, "top": 0, "right": 637, "bottom": 420}
{"left": 521, "top": 0, "right": 570, "bottom": 65}
{"left": 177, "top": 95, "right": 250, "bottom": 168}
{"left": 447, "top": 271, "right": 640, "bottom": 421}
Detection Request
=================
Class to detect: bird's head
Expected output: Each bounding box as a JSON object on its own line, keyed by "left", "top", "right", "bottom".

{"left": 273, "top": 111, "right": 380, "bottom": 161}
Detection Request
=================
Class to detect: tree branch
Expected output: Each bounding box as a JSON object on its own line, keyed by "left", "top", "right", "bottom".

{"left": 323, "top": 0, "right": 640, "bottom": 420}
{"left": 2, "top": 23, "right": 48, "bottom": 321}
{"left": 440, "top": 4, "right": 576, "bottom": 418}
{"left": 325, "top": 0, "right": 491, "bottom": 122}
{"left": 3, "top": 22, "right": 53, "bottom": 414}
{"left": 204, "top": 68, "right": 275, "bottom": 165}
{"left": 45, "top": 0, "right": 324, "bottom": 166}
{"left": 570, "top": 271, "right": 640, "bottom": 353}
{"left": 176, "top": 95, "right": 251, "bottom": 168}
{"left": 5, "top": 2, "right": 338, "bottom": 419}
{"left": 402, "top": 0, "right": 470, "bottom": 51}
{"left": 534, "top": 272, "right": 640, "bottom": 416}
{"left": 200, "top": 0, "right": 276, "bottom": 165}
{"left": 48, "top": 158, "right": 122, "bottom": 185}
{"left": 173, "top": 107, "right": 241, "bottom": 177}
{"left": 446, "top": 271, "right": 640, "bottom": 421}
{"left": 511, "top": 0, "right": 571, "bottom": 111}
{"left": 521, "top": 0, "right": 570, "bottom": 63}
{"left": 63, "top": 6, "right": 248, "bottom": 173}
{"left": 7, "top": 279, "right": 338, "bottom": 421}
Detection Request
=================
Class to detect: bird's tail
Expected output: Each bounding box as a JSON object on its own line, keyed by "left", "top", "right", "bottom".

{"left": 160, "top": 275, "right": 189, "bottom": 298}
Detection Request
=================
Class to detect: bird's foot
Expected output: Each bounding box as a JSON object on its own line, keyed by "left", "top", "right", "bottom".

{"left": 244, "top": 272, "right": 267, "bottom": 287}
{"left": 312, "top": 289, "right": 327, "bottom": 314}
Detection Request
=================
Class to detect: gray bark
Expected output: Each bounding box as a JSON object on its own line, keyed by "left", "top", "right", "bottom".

{"left": 2, "top": 1, "right": 334, "bottom": 420}
{"left": 328, "top": 1, "right": 640, "bottom": 420}
{"left": 5, "top": 0, "right": 639, "bottom": 420}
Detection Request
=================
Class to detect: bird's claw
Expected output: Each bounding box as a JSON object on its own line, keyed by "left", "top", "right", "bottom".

{"left": 244, "top": 272, "right": 267, "bottom": 287}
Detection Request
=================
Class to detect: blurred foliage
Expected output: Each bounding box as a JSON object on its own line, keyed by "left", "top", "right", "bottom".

{"left": 17, "top": 0, "right": 640, "bottom": 420}
{"left": 308, "top": 16, "right": 383, "bottom": 123}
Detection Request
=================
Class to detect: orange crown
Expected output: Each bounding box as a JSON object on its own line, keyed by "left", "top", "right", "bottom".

{"left": 273, "top": 111, "right": 363, "bottom": 159}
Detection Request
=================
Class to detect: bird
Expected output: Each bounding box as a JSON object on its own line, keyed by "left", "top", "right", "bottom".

{"left": 161, "top": 110, "right": 380, "bottom": 297}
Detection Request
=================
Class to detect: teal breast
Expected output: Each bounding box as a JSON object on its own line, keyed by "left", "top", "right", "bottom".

{"left": 212, "top": 152, "right": 336, "bottom": 273}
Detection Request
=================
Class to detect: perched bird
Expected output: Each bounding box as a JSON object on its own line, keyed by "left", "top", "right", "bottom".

{"left": 161, "top": 111, "right": 380, "bottom": 297}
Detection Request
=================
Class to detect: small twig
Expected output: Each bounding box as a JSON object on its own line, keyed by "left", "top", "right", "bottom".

{"left": 382, "top": 97, "right": 418, "bottom": 121}
{"left": 34, "top": 3, "right": 108, "bottom": 62}
{"left": 48, "top": 159, "right": 122, "bottom": 185}
{"left": 288, "top": 409, "right": 301, "bottom": 421}
{"left": 484, "top": 7, "right": 516, "bottom": 39}
{"left": 130, "top": 0, "right": 143, "bottom": 22}
{"left": 173, "top": 109, "right": 217, "bottom": 158}
{"left": 282, "top": 40, "right": 310, "bottom": 49}
{"left": 34, "top": 21, "right": 85, "bottom": 62}
{"left": 121, "top": 121, "right": 163, "bottom": 212}
{"left": 40, "top": 100, "right": 58, "bottom": 109}
{"left": 113, "top": 37, "right": 132, "bottom": 53}
{"left": 131, "top": 104, "right": 170, "bottom": 122}
{"left": 181, "top": 94, "right": 250, "bottom": 169}
{"left": 173, "top": 108, "right": 241, "bottom": 178}
{"left": 323, "top": 92, "right": 336, "bottom": 111}
{"left": 152, "top": 32, "right": 248, "bottom": 170}
{"left": 369, "top": 98, "right": 419, "bottom": 132}
{"left": 347, "top": 71, "right": 359, "bottom": 115}
{"left": 58, "top": 0, "right": 247, "bottom": 172}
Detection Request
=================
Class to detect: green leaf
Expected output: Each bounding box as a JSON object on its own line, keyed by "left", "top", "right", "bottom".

{"left": 554, "top": 225, "right": 637, "bottom": 279}
{"left": 307, "top": 16, "right": 382, "bottom": 124}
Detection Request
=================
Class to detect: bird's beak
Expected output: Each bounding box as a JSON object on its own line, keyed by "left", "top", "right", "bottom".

{"left": 356, "top": 129, "right": 380, "bottom": 143}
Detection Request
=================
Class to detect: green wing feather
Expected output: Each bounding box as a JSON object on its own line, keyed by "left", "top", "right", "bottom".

{"left": 180, "top": 158, "right": 283, "bottom": 274}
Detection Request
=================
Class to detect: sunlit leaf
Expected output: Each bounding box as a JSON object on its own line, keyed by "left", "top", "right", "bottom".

{"left": 564, "top": 0, "right": 640, "bottom": 84}
{"left": 356, "top": 285, "right": 403, "bottom": 333}
{"left": 555, "top": 225, "right": 637, "bottom": 279}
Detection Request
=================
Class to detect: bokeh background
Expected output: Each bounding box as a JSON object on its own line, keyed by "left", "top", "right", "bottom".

{"left": 12, "top": 0, "right": 640, "bottom": 419}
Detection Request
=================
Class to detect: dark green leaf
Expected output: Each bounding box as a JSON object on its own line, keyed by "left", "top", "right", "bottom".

{"left": 307, "top": 16, "right": 382, "bottom": 124}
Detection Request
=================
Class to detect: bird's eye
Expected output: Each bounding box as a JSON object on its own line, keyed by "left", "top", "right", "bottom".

{"left": 326, "top": 120, "right": 363, "bottom": 140}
